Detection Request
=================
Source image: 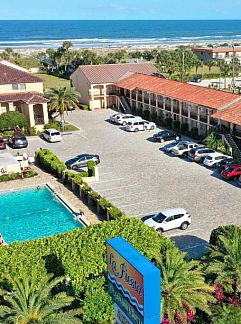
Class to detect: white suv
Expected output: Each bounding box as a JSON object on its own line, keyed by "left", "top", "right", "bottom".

{"left": 126, "top": 120, "right": 156, "bottom": 132}
{"left": 116, "top": 114, "right": 142, "bottom": 126}
{"left": 42, "top": 129, "right": 62, "bottom": 143}
{"left": 110, "top": 113, "right": 124, "bottom": 123}
{"left": 171, "top": 142, "right": 203, "bottom": 157}
{"left": 144, "top": 208, "right": 191, "bottom": 232}
{"left": 203, "top": 152, "right": 229, "bottom": 167}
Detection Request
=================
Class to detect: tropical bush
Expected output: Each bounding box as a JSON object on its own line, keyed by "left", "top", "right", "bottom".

{"left": 87, "top": 160, "right": 96, "bottom": 177}
{"left": 0, "top": 111, "right": 27, "bottom": 130}
{"left": 35, "top": 148, "right": 67, "bottom": 175}
{"left": 44, "top": 120, "right": 61, "bottom": 130}
{"left": 0, "top": 218, "right": 176, "bottom": 322}
{"left": 80, "top": 104, "right": 89, "bottom": 111}
{"left": 165, "top": 117, "right": 173, "bottom": 129}
{"left": 172, "top": 120, "right": 180, "bottom": 132}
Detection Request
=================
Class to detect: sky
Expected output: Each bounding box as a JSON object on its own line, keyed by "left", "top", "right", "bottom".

{"left": 1, "top": 0, "right": 241, "bottom": 20}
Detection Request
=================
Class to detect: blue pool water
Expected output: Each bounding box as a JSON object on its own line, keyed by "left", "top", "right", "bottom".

{"left": 0, "top": 187, "right": 83, "bottom": 243}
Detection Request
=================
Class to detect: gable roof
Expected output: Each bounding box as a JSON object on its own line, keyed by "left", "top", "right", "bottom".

{"left": 74, "top": 63, "right": 158, "bottom": 84}
{"left": 0, "top": 62, "right": 42, "bottom": 85}
{"left": 211, "top": 102, "right": 241, "bottom": 126}
{"left": 0, "top": 92, "right": 49, "bottom": 104}
{"left": 114, "top": 73, "right": 241, "bottom": 110}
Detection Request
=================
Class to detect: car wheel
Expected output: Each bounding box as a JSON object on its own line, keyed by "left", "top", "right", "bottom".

{"left": 157, "top": 228, "right": 164, "bottom": 232}
{"left": 182, "top": 152, "right": 188, "bottom": 158}
{"left": 122, "top": 121, "right": 127, "bottom": 126}
{"left": 232, "top": 176, "right": 238, "bottom": 181}
{"left": 180, "top": 222, "right": 189, "bottom": 230}
{"left": 134, "top": 128, "right": 139, "bottom": 132}
{"left": 150, "top": 125, "right": 155, "bottom": 130}
{"left": 160, "top": 138, "right": 164, "bottom": 143}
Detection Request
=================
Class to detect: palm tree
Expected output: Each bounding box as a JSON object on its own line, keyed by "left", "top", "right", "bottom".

{"left": 194, "top": 58, "right": 203, "bottom": 75}
{"left": 211, "top": 304, "right": 241, "bottom": 324}
{"left": 46, "top": 87, "right": 80, "bottom": 129}
{"left": 206, "top": 60, "right": 216, "bottom": 73}
{"left": 155, "top": 247, "right": 213, "bottom": 323}
{"left": 205, "top": 228, "right": 241, "bottom": 301}
{"left": 220, "top": 61, "right": 231, "bottom": 89}
{"left": 0, "top": 271, "right": 82, "bottom": 323}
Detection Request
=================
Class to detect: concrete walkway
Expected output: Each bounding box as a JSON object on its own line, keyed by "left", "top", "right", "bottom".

{"left": 0, "top": 165, "right": 100, "bottom": 225}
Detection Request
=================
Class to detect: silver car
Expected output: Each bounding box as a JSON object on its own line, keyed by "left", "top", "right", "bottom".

{"left": 188, "top": 147, "right": 216, "bottom": 162}
{"left": 171, "top": 142, "right": 203, "bottom": 158}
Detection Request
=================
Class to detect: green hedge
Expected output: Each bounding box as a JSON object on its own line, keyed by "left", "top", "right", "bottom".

{"left": 0, "top": 111, "right": 27, "bottom": 130}
{"left": 0, "top": 218, "right": 177, "bottom": 322}
{"left": 0, "top": 170, "right": 38, "bottom": 182}
{"left": 35, "top": 149, "right": 67, "bottom": 176}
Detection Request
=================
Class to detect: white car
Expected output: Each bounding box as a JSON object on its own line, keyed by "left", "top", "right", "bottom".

{"left": 116, "top": 114, "right": 142, "bottom": 126}
{"left": 126, "top": 119, "right": 156, "bottom": 132}
{"left": 163, "top": 140, "right": 189, "bottom": 153}
{"left": 144, "top": 208, "right": 191, "bottom": 232}
{"left": 171, "top": 142, "right": 203, "bottom": 157}
{"left": 110, "top": 113, "right": 124, "bottom": 123}
{"left": 42, "top": 129, "right": 62, "bottom": 143}
{"left": 203, "top": 152, "right": 229, "bottom": 167}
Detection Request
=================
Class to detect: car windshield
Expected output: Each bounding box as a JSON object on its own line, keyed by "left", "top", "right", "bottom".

{"left": 225, "top": 166, "right": 234, "bottom": 172}
{"left": 51, "top": 132, "right": 60, "bottom": 136}
{"left": 153, "top": 213, "right": 166, "bottom": 223}
{"left": 16, "top": 136, "right": 26, "bottom": 141}
{"left": 206, "top": 156, "right": 212, "bottom": 160}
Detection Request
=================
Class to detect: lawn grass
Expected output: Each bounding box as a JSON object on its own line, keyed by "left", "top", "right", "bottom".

{"left": 190, "top": 65, "right": 220, "bottom": 75}
{"left": 64, "top": 123, "right": 80, "bottom": 132}
{"left": 34, "top": 73, "right": 70, "bottom": 89}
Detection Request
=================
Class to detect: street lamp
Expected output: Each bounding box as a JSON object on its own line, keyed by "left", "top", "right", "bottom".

{"left": 231, "top": 43, "right": 236, "bottom": 93}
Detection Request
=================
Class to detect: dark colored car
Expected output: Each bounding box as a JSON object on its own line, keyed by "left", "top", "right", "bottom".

{"left": 8, "top": 135, "right": 28, "bottom": 149}
{"left": 65, "top": 154, "right": 100, "bottom": 170}
{"left": 153, "top": 130, "right": 180, "bottom": 143}
{"left": 215, "top": 157, "right": 235, "bottom": 172}
{"left": 221, "top": 164, "right": 241, "bottom": 180}
{"left": 0, "top": 137, "right": 6, "bottom": 150}
{"left": 191, "top": 76, "right": 202, "bottom": 83}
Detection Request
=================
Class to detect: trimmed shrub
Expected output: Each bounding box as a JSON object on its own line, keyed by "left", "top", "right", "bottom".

{"left": 172, "top": 120, "right": 181, "bottom": 132}
{"left": 87, "top": 160, "right": 96, "bottom": 177}
{"left": 79, "top": 104, "right": 89, "bottom": 111}
{"left": 28, "top": 126, "right": 38, "bottom": 136}
{"left": 150, "top": 112, "right": 157, "bottom": 123}
{"left": 99, "top": 197, "right": 112, "bottom": 212}
{"left": 157, "top": 112, "right": 165, "bottom": 126}
{"left": 143, "top": 110, "right": 150, "bottom": 121}
{"left": 190, "top": 127, "right": 199, "bottom": 139}
{"left": 35, "top": 149, "right": 67, "bottom": 176}
{"left": 88, "top": 190, "right": 101, "bottom": 202}
{"left": 44, "top": 120, "right": 61, "bottom": 131}
{"left": 0, "top": 111, "right": 27, "bottom": 130}
{"left": 165, "top": 117, "right": 173, "bottom": 129}
{"left": 0, "top": 170, "right": 38, "bottom": 182}
{"left": 109, "top": 206, "right": 125, "bottom": 220}
{"left": 181, "top": 123, "right": 189, "bottom": 134}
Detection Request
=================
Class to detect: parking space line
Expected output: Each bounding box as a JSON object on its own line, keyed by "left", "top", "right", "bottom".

{"left": 165, "top": 228, "right": 200, "bottom": 237}
{"left": 96, "top": 183, "right": 140, "bottom": 193}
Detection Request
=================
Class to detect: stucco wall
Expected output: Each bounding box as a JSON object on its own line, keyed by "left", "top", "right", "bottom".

{"left": 0, "top": 82, "right": 43, "bottom": 94}
{"left": 70, "top": 69, "right": 90, "bottom": 105}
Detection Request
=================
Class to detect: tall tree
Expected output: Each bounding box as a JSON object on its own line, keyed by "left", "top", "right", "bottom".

{"left": 206, "top": 60, "right": 216, "bottom": 73}
{"left": 155, "top": 247, "right": 213, "bottom": 323}
{"left": 46, "top": 87, "right": 80, "bottom": 129}
{"left": 193, "top": 58, "right": 203, "bottom": 75}
{"left": 0, "top": 271, "right": 82, "bottom": 323}
{"left": 219, "top": 61, "right": 231, "bottom": 89}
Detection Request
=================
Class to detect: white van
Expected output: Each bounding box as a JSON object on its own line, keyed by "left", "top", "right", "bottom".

{"left": 42, "top": 128, "right": 62, "bottom": 143}
{"left": 126, "top": 119, "right": 156, "bottom": 132}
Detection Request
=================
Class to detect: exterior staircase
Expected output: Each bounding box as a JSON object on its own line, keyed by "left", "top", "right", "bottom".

{"left": 222, "top": 133, "right": 241, "bottom": 162}
{"left": 118, "top": 96, "right": 132, "bottom": 114}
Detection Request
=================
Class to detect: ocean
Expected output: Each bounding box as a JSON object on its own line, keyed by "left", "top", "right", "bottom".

{"left": 0, "top": 20, "right": 241, "bottom": 48}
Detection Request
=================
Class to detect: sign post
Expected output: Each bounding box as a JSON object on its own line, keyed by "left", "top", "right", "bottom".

{"left": 106, "top": 237, "right": 161, "bottom": 324}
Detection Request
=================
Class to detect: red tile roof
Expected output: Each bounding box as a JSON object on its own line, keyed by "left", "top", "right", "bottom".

{"left": 115, "top": 73, "right": 241, "bottom": 110}
{"left": 75, "top": 63, "right": 158, "bottom": 84}
{"left": 211, "top": 102, "right": 241, "bottom": 126}
{"left": 192, "top": 47, "right": 241, "bottom": 53}
{"left": 0, "top": 62, "right": 42, "bottom": 85}
{"left": 0, "top": 92, "right": 49, "bottom": 104}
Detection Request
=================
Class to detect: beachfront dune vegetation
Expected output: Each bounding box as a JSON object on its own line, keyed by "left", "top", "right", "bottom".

{"left": 2, "top": 43, "right": 240, "bottom": 87}
{"left": 0, "top": 218, "right": 240, "bottom": 323}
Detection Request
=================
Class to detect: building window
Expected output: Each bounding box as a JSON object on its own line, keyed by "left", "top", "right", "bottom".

{"left": 12, "top": 83, "right": 26, "bottom": 91}
{"left": 12, "top": 84, "right": 18, "bottom": 90}
{"left": 19, "top": 83, "right": 26, "bottom": 90}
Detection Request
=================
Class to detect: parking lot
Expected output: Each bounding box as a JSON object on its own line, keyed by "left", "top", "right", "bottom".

{"left": 9, "top": 109, "right": 241, "bottom": 257}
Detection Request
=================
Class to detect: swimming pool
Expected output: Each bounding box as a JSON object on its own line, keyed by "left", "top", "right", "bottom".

{"left": 0, "top": 186, "right": 83, "bottom": 243}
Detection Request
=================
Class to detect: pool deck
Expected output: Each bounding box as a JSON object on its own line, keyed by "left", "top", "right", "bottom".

{"left": 0, "top": 166, "right": 100, "bottom": 226}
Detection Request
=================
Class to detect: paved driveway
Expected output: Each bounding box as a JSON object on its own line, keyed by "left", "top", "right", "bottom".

{"left": 9, "top": 109, "right": 241, "bottom": 257}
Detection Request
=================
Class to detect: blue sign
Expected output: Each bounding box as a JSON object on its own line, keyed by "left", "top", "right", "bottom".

{"left": 106, "top": 237, "right": 161, "bottom": 323}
